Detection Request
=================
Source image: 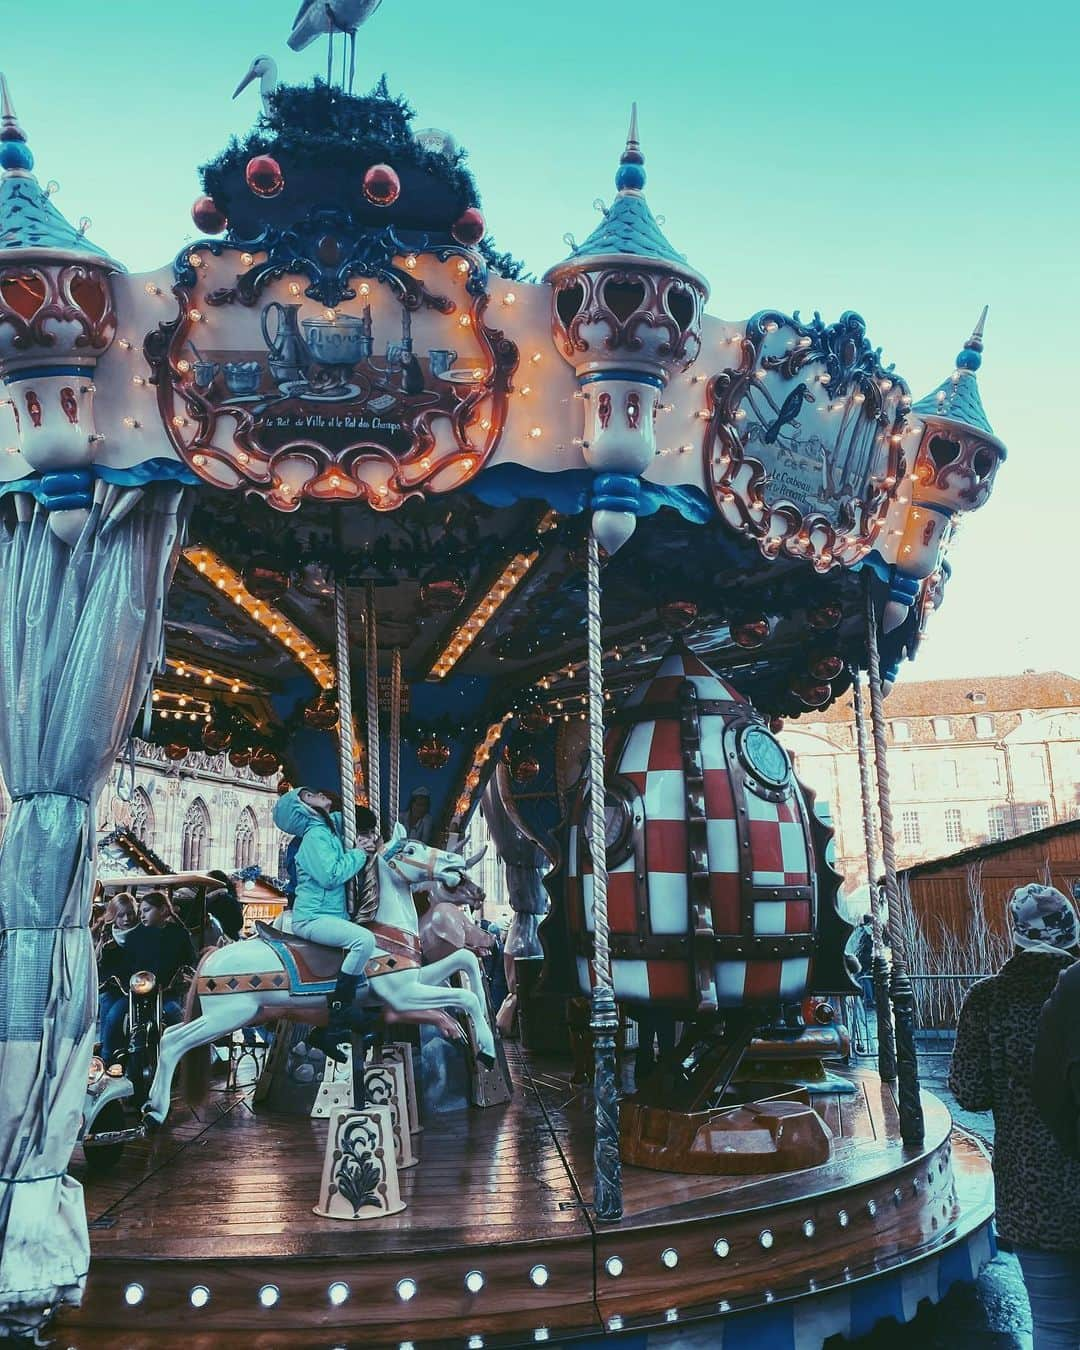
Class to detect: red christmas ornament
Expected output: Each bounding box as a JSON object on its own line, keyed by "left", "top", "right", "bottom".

{"left": 228, "top": 746, "right": 252, "bottom": 769}
{"left": 245, "top": 155, "right": 285, "bottom": 199}
{"left": 731, "top": 617, "right": 770, "bottom": 649}
{"left": 243, "top": 557, "right": 289, "bottom": 601}
{"left": 451, "top": 207, "right": 485, "bottom": 246}
{"left": 657, "top": 599, "right": 698, "bottom": 633}
{"left": 511, "top": 755, "right": 540, "bottom": 784}
{"left": 191, "top": 195, "right": 227, "bottom": 234}
{"left": 249, "top": 747, "right": 280, "bottom": 778}
{"left": 202, "top": 725, "right": 233, "bottom": 753}
{"left": 276, "top": 778, "right": 292, "bottom": 796}
{"left": 164, "top": 743, "right": 189, "bottom": 762}
{"left": 518, "top": 706, "right": 551, "bottom": 735}
{"left": 417, "top": 735, "right": 451, "bottom": 770}
{"left": 789, "top": 676, "right": 831, "bottom": 708}
{"left": 808, "top": 652, "right": 844, "bottom": 681}
{"left": 363, "top": 163, "right": 400, "bottom": 207}
{"left": 807, "top": 603, "right": 843, "bottom": 632}
{"left": 419, "top": 575, "right": 466, "bottom": 612}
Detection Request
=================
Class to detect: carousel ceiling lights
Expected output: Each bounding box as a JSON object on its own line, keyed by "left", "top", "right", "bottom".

{"left": 449, "top": 714, "right": 512, "bottom": 825}
{"left": 182, "top": 546, "right": 334, "bottom": 689}
{"left": 427, "top": 513, "right": 558, "bottom": 680}
{"left": 165, "top": 657, "right": 253, "bottom": 693}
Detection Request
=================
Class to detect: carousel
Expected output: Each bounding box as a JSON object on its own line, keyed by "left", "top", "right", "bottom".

{"left": 0, "top": 4, "right": 1004, "bottom": 1345}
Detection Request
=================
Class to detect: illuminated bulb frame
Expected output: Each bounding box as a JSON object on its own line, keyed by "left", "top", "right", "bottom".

{"left": 183, "top": 547, "right": 333, "bottom": 689}
{"left": 450, "top": 714, "right": 512, "bottom": 826}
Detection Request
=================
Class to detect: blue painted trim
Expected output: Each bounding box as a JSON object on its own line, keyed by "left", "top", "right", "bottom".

{"left": 579, "top": 369, "right": 666, "bottom": 389}
{"left": 0, "top": 459, "right": 201, "bottom": 503}
{"left": 918, "top": 500, "right": 955, "bottom": 520}
{"left": 469, "top": 464, "right": 715, "bottom": 525}
{"left": 3, "top": 366, "right": 91, "bottom": 383}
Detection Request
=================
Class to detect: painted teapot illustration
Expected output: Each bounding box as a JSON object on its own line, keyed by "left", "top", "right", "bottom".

{"left": 261, "top": 302, "right": 311, "bottom": 385}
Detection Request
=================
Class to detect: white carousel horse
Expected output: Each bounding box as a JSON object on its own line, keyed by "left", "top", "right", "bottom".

{"left": 144, "top": 825, "right": 496, "bottom": 1124}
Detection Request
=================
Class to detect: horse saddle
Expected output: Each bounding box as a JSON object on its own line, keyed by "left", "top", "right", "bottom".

{"left": 254, "top": 921, "right": 423, "bottom": 996}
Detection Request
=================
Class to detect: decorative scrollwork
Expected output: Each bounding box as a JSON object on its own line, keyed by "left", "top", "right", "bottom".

{"left": 0, "top": 262, "right": 116, "bottom": 364}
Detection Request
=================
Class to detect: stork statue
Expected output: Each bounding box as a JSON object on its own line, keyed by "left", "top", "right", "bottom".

{"left": 288, "top": 0, "right": 384, "bottom": 94}
{"left": 233, "top": 55, "right": 279, "bottom": 114}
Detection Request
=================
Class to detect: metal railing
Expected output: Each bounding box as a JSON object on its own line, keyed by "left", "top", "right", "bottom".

{"left": 844, "top": 972, "right": 990, "bottom": 1059}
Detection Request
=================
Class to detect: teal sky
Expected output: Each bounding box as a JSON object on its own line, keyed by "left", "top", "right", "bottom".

{"left": 4, "top": 0, "right": 1076, "bottom": 682}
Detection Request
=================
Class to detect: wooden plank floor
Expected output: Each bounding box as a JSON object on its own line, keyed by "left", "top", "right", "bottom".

{"left": 62, "top": 1053, "right": 992, "bottom": 1348}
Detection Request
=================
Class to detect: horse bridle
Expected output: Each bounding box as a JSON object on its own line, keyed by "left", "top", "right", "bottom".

{"left": 381, "top": 840, "right": 466, "bottom": 891}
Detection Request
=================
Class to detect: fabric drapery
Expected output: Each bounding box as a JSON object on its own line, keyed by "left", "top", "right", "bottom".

{"left": 0, "top": 489, "right": 183, "bottom": 1336}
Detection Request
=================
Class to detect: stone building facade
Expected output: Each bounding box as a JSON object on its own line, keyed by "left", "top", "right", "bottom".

{"left": 0, "top": 739, "right": 286, "bottom": 881}
{"left": 781, "top": 672, "right": 1080, "bottom": 897}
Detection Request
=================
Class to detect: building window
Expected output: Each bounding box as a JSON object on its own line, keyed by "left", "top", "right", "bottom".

{"left": 987, "top": 806, "right": 1009, "bottom": 843}
{"left": 932, "top": 718, "right": 952, "bottom": 740}
{"left": 900, "top": 810, "right": 922, "bottom": 846}
{"left": 968, "top": 691, "right": 987, "bottom": 705}
{"left": 1023, "top": 752, "right": 1048, "bottom": 785}
{"left": 181, "top": 797, "right": 211, "bottom": 872}
{"left": 909, "top": 760, "right": 922, "bottom": 791}
{"left": 941, "top": 759, "right": 959, "bottom": 789}
{"left": 1029, "top": 803, "right": 1051, "bottom": 831}
{"left": 944, "top": 809, "right": 963, "bottom": 845}
{"left": 974, "top": 715, "right": 993, "bottom": 738}
{"left": 892, "top": 721, "right": 911, "bottom": 743}
{"left": 234, "top": 807, "right": 258, "bottom": 871}
{"left": 130, "top": 787, "right": 156, "bottom": 852}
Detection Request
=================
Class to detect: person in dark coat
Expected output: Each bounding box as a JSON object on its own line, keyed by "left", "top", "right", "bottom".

{"left": 1033, "top": 960, "right": 1080, "bottom": 1159}
{"left": 949, "top": 883, "right": 1080, "bottom": 1349}
{"left": 206, "top": 869, "right": 245, "bottom": 940}
{"left": 122, "top": 891, "right": 198, "bottom": 1028}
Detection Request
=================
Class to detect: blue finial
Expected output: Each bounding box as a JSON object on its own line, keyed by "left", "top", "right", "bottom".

{"left": 956, "top": 305, "right": 987, "bottom": 371}
{"left": 615, "top": 102, "right": 646, "bottom": 193}
{"left": 0, "top": 74, "right": 32, "bottom": 172}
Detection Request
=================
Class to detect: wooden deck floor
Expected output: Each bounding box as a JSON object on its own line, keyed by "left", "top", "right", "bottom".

{"left": 60, "top": 1052, "right": 993, "bottom": 1348}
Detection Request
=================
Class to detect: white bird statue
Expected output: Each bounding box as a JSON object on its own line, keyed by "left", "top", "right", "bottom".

{"left": 233, "top": 54, "right": 279, "bottom": 114}
{"left": 288, "top": 0, "right": 383, "bottom": 93}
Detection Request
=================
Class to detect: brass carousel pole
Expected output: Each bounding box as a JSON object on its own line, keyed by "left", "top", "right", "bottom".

{"left": 851, "top": 667, "right": 897, "bottom": 1082}
{"left": 864, "top": 584, "right": 925, "bottom": 1145}
{"left": 585, "top": 528, "right": 622, "bottom": 1222}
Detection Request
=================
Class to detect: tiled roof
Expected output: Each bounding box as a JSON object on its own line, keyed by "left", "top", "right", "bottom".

{"left": 568, "top": 191, "right": 688, "bottom": 267}
{"left": 0, "top": 172, "right": 120, "bottom": 265}
{"left": 806, "top": 672, "right": 1080, "bottom": 724}
{"left": 912, "top": 369, "right": 994, "bottom": 437}
{"left": 899, "top": 815, "right": 1080, "bottom": 878}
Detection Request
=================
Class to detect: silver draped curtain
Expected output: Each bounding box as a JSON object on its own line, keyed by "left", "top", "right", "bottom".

{"left": 0, "top": 488, "right": 183, "bottom": 1336}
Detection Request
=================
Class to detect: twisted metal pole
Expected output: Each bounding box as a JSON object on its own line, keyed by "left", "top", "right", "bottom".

{"left": 333, "top": 579, "right": 356, "bottom": 852}
{"left": 852, "top": 668, "right": 897, "bottom": 1082}
{"left": 586, "top": 529, "right": 622, "bottom": 1222}
{"left": 355, "top": 581, "right": 382, "bottom": 923}
{"left": 865, "top": 584, "right": 925, "bottom": 1144}
{"left": 388, "top": 647, "right": 402, "bottom": 832}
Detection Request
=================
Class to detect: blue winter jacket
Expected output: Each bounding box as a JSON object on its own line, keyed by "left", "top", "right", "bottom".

{"left": 273, "top": 789, "right": 370, "bottom": 924}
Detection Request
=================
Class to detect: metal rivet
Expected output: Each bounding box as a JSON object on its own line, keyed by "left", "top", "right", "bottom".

{"left": 661, "top": 1247, "right": 678, "bottom": 1268}
{"left": 605, "top": 1256, "right": 624, "bottom": 1278}
{"left": 838, "top": 1209, "right": 849, "bottom": 1228}
{"left": 529, "top": 1264, "right": 549, "bottom": 1288}
{"left": 468, "top": 1337, "right": 484, "bottom": 1349}
{"left": 124, "top": 1284, "right": 144, "bottom": 1307}
{"left": 257, "top": 1284, "right": 279, "bottom": 1308}
{"left": 665, "top": 1308, "right": 679, "bottom": 1323}
{"left": 802, "top": 1219, "right": 815, "bottom": 1238}
{"left": 759, "top": 1229, "right": 774, "bottom": 1249}
{"left": 189, "top": 1286, "right": 210, "bottom": 1308}
{"left": 717, "top": 1299, "right": 731, "bottom": 1313}
{"left": 465, "top": 1270, "right": 485, "bottom": 1294}
{"left": 328, "top": 1281, "right": 349, "bottom": 1306}
{"left": 396, "top": 1278, "right": 418, "bottom": 1302}
{"left": 867, "top": 1200, "right": 877, "bottom": 1217}
{"left": 893, "top": 1188, "right": 903, "bottom": 1205}
{"left": 714, "top": 1238, "right": 730, "bottom": 1258}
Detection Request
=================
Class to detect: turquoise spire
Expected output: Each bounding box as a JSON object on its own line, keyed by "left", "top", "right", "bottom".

{"left": 561, "top": 105, "right": 699, "bottom": 274}
{"left": 911, "top": 307, "right": 995, "bottom": 437}
{"left": 0, "top": 73, "right": 123, "bottom": 268}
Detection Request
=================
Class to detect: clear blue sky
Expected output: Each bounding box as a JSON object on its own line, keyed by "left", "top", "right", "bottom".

{"left": 4, "top": 0, "right": 1076, "bottom": 681}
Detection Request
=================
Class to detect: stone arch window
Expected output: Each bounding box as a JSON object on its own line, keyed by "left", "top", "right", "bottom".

{"left": 130, "top": 786, "right": 156, "bottom": 852}
{"left": 234, "top": 806, "right": 258, "bottom": 871}
{"left": 181, "top": 797, "right": 211, "bottom": 872}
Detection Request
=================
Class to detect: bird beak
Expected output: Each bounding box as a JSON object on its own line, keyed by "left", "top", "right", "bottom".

{"left": 233, "top": 68, "right": 257, "bottom": 99}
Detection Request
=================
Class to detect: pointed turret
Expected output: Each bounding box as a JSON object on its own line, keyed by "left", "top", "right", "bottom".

{"left": 0, "top": 74, "right": 122, "bottom": 268}
{"left": 879, "top": 309, "right": 1007, "bottom": 633}
{"left": 910, "top": 306, "right": 1000, "bottom": 444}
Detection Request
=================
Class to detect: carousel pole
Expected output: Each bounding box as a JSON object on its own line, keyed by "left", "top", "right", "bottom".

{"left": 333, "top": 576, "right": 357, "bottom": 853}
{"left": 585, "top": 527, "right": 622, "bottom": 1222}
{"left": 388, "top": 647, "right": 402, "bottom": 832}
{"left": 851, "top": 668, "right": 897, "bottom": 1082}
{"left": 352, "top": 581, "right": 382, "bottom": 922}
{"left": 864, "top": 585, "right": 925, "bottom": 1145}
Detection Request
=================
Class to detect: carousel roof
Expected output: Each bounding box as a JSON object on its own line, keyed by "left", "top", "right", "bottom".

{"left": 911, "top": 307, "right": 995, "bottom": 438}
{"left": 556, "top": 106, "right": 699, "bottom": 275}
{"left": 0, "top": 75, "right": 122, "bottom": 267}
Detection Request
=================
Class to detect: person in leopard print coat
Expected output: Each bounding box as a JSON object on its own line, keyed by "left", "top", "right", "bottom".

{"left": 949, "top": 883, "right": 1080, "bottom": 1349}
